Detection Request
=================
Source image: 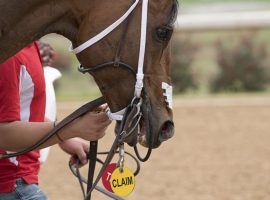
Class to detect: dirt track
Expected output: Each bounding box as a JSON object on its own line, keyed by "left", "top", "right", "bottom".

{"left": 40, "top": 96, "right": 270, "bottom": 200}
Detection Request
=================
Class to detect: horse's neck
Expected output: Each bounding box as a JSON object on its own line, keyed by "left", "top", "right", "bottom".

{"left": 0, "top": 0, "right": 83, "bottom": 63}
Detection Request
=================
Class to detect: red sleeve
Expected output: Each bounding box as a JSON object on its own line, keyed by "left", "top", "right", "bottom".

{"left": 0, "top": 57, "right": 21, "bottom": 122}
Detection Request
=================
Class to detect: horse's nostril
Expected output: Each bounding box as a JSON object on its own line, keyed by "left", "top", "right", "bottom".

{"left": 159, "top": 121, "right": 175, "bottom": 142}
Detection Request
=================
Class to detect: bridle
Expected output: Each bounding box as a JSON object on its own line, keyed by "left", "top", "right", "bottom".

{"left": 70, "top": 0, "right": 153, "bottom": 199}
{"left": 72, "top": 0, "right": 154, "bottom": 158}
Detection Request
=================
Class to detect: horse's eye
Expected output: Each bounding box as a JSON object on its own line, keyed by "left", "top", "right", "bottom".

{"left": 156, "top": 26, "right": 173, "bottom": 43}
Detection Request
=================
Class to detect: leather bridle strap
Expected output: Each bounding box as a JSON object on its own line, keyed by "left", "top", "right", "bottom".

{"left": 135, "top": 0, "right": 148, "bottom": 98}
{"left": 70, "top": 0, "right": 140, "bottom": 54}
{"left": 113, "top": 4, "right": 134, "bottom": 66}
{"left": 87, "top": 141, "right": 98, "bottom": 200}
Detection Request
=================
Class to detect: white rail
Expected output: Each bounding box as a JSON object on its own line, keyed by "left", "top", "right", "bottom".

{"left": 176, "top": 10, "right": 270, "bottom": 31}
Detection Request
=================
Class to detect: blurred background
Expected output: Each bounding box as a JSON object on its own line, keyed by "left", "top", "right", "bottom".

{"left": 39, "top": 1, "right": 270, "bottom": 200}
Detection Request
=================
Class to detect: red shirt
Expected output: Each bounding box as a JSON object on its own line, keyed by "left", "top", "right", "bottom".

{"left": 0, "top": 42, "right": 46, "bottom": 193}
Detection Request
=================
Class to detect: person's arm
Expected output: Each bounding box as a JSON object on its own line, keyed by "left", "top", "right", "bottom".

{"left": 0, "top": 111, "right": 111, "bottom": 152}
{"left": 0, "top": 121, "right": 56, "bottom": 151}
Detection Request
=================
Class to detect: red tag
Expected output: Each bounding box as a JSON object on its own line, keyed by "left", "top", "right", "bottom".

{"left": 102, "top": 163, "right": 117, "bottom": 192}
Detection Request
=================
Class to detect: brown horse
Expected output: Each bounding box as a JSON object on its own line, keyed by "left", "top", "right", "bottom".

{"left": 0, "top": 0, "right": 178, "bottom": 149}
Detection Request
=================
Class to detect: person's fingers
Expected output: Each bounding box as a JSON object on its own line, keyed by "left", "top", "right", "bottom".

{"left": 76, "top": 147, "right": 88, "bottom": 165}
{"left": 82, "top": 141, "right": 90, "bottom": 154}
{"left": 104, "top": 119, "right": 112, "bottom": 126}
{"left": 100, "top": 126, "right": 110, "bottom": 135}
{"left": 95, "top": 104, "right": 108, "bottom": 111}
{"left": 79, "top": 143, "right": 91, "bottom": 166}
{"left": 93, "top": 131, "right": 106, "bottom": 140}
{"left": 70, "top": 110, "right": 111, "bottom": 140}
{"left": 93, "top": 122, "right": 111, "bottom": 135}
{"left": 70, "top": 155, "right": 77, "bottom": 166}
{"left": 100, "top": 119, "right": 112, "bottom": 127}
{"left": 87, "top": 112, "right": 110, "bottom": 123}
{"left": 101, "top": 104, "right": 108, "bottom": 111}
{"left": 94, "top": 104, "right": 108, "bottom": 112}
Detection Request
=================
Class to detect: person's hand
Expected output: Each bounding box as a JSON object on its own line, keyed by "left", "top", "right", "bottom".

{"left": 59, "top": 138, "right": 89, "bottom": 166}
{"left": 38, "top": 41, "right": 56, "bottom": 66}
{"left": 62, "top": 104, "right": 112, "bottom": 141}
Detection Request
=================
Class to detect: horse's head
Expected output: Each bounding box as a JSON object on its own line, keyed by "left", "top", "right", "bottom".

{"left": 73, "top": 0, "right": 178, "bottom": 149}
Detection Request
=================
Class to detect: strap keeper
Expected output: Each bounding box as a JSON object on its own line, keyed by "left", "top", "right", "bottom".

{"left": 135, "top": 74, "right": 144, "bottom": 97}
{"left": 136, "top": 73, "right": 144, "bottom": 80}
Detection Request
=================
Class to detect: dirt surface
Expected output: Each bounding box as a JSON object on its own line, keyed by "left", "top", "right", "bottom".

{"left": 40, "top": 97, "right": 270, "bottom": 200}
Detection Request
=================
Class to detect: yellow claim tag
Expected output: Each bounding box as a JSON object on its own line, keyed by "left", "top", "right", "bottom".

{"left": 109, "top": 167, "right": 135, "bottom": 197}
